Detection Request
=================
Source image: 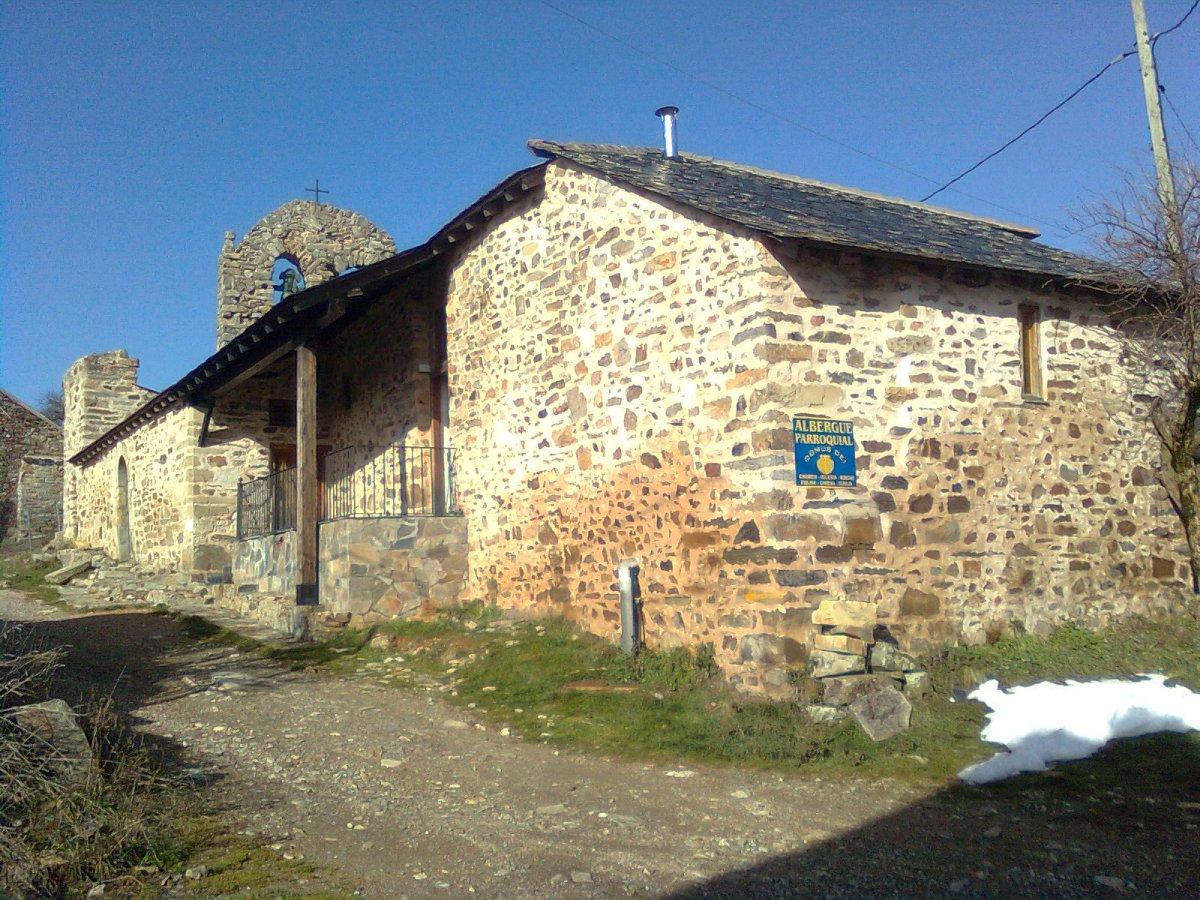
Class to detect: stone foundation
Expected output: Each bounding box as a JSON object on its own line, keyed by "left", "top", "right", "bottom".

{"left": 209, "top": 582, "right": 296, "bottom": 632}
{"left": 318, "top": 516, "right": 468, "bottom": 624}
{"left": 233, "top": 530, "right": 297, "bottom": 596}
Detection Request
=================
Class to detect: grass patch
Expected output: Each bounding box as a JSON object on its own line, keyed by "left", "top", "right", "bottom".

{"left": 285, "top": 605, "right": 1200, "bottom": 784}
{"left": 172, "top": 597, "right": 1199, "bottom": 786}
{"left": 932, "top": 619, "right": 1200, "bottom": 691}
{"left": 168, "top": 817, "right": 348, "bottom": 898}
{"left": 0, "top": 552, "right": 63, "bottom": 604}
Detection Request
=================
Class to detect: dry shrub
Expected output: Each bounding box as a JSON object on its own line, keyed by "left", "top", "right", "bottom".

{"left": 0, "top": 623, "right": 192, "bottom": 895}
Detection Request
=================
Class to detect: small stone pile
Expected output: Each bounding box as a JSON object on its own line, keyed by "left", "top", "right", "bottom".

{"left": 805, "top": 599, "right": 931, "bottom": 741}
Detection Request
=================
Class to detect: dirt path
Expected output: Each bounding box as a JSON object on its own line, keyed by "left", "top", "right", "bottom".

{"left": 3, "top": 589, "right": 1196, "bottom": 897}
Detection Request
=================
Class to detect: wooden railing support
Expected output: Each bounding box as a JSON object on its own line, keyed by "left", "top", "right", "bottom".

{"left": 295, "top": 340, "right": 319, "bottom": 605}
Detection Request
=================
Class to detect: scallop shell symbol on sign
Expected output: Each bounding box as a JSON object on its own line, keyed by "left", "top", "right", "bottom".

{"left": 816, "top": 454, "right": 835, "bottom": 476}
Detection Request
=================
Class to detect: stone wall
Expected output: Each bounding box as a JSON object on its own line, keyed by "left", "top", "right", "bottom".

{"left": 322, "top": 273, "right": 439, "bottom": 452}
{"left": 233, "top": 529, "right": 296, "bottom": 595}
{"left": 318, "top": 516, "right": 467, "bottom": 624}
{"left": 62, "top": 351, "right": 155, "bottom": 547}
{"left": 57, "top": 161, "right": 1190, "bottom": 692}
{"left": 61, "top": 199, "right": 415, "bottom": 604}
{"left": 66, "top": 403, "right": 197, "bottom": 570}
{"left": 192, "top": 367, "right": 305, "bottom": 582}
{"left": 0, "top": 388, "right": 62, "bottom": 542}
{"left": 62, "top": 282, "right": 440, "bottom": 586}
{"left": 443, "top": 160, "right": 1190, "bottom": 692}
{"left": 15, "top": 456, "right": 63, "bottom": 544}
{"left": 217, "top": 200, "right": 395, "bottom": 348}
{"left": 445, "top": 162, "right": 784, "bottom": 682}
{"left": 724, "top": 244, "right": 1188, "bottom": 667}
{"left": 62, "top": 351, "right": 153, "bottom": 458}
{"left": 318, "top": 273, "right": 441, "bottom": 516}
{"left": 62, "top": 350, "right": 279, "bottom": 578}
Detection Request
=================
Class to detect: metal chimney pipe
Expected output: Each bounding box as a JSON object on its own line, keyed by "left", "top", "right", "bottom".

{"left": 655, "top": 106, "right": 679, "bottom": 158}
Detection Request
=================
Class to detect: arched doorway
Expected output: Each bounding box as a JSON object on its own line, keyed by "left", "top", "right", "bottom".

{"left": 116, "top": 458, "right": 131, "bottom": 562}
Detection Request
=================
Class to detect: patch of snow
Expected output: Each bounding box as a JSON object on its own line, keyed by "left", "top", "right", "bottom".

{"left": 959, "top": 674, "right": 1200, "bottom": 785}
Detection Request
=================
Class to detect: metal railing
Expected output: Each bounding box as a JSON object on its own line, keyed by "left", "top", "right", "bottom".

{"left": 236, "top": 467, "right": 296, "bottom": 539}
{"left": 322, "top": 444, "right": 458, "bottom": 519}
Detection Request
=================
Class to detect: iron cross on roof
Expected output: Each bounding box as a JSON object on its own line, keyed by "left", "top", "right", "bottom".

{"left": 306, "top": 179, "right": 328, "bottom": 204}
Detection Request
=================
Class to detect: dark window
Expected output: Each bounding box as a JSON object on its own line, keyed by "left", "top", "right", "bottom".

{"left": 268, "top": 399, "right": 295, "bottom": 427}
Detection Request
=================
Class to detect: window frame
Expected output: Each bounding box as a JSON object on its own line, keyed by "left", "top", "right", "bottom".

{"left": 1018, "top": 303, "right": 1044, "bottom": 401}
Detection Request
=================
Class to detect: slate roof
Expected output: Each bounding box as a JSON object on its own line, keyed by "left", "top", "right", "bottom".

{"left": 529, "top": 140, "right": 1107, "bottom": 281}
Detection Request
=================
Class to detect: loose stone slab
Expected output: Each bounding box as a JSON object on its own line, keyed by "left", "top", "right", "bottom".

{"left": 45, "top": 560, "right": 93, "bottom": 585}
{"left": 812, "top": 600, "right": 877, "bottom": 629}
{"left": 560, "top": 680, "right": 638, "bottom": 694}
{"left": 849, "top": 686, "right": 912, "bottom": 741}
{"left": 810, "top": 649, "right": 867, "bottom": 678}
{"left": 814, "top": 633, "right": 868, "bottom": 655}
{"left": 805, "top": 704, "right": 847, "bottom": 725}
{"left": 821, "top": 673, "right": 900, "bottom": 707}
{"left": 902, "top": 670, "right": 932, "bottom": 700}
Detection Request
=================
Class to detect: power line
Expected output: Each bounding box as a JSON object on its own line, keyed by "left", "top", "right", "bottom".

{"left": 921, "top": 50, "right": 1136, "bottom": 202}
{"left": 1162, "top": 85, "right": 1200, "bottom": 154}
{"left": 533, "top": 0, "right": 1067, "bottom": 233}
{"left": 922, "top": 0, "right": 1199, "bottom": 202}
{"left": 1151, "top": 0, "right": 1199, "bottom": 40}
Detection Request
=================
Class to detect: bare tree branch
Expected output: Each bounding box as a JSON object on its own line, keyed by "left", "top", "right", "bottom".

{"left": 1074, "top": 156, "right": 1200, "bottom": 594}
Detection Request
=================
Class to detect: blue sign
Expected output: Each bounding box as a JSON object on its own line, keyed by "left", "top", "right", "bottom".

{"left": 793, "top": 416, "right": 857, "bottom": 487}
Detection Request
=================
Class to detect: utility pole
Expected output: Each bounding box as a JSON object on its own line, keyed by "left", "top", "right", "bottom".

{"left": 1130, "top": 0, "right": 1180, "bottom": 244}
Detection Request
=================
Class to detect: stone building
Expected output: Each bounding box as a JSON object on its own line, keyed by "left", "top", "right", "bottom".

{"left": 0, "top": 387, "right": 63, "bottom": 546}
{"left": 61, "top": 135, "right": 1191, "bottom": 692}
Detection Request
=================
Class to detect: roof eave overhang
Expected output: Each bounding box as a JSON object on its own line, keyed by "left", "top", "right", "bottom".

{"left": 763, "top": 233, "right": 1117, "bottom": 292}
{"left": 532, "top": 145, "right": 1116, "bottom": 293}
{"left": 69, "top": 163, "right": 548, "bottom": 467}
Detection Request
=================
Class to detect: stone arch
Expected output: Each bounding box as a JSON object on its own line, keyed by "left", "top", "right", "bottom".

{"left": 216, "top": 200, "right": 395, "bottom": 347}
{"left": 270, "top": 254, "right": 306, "bottom": 302}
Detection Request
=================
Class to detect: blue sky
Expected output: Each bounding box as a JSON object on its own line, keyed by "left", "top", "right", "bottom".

{"left": 2, "top": 0, "right": 1197, "bottom": 405}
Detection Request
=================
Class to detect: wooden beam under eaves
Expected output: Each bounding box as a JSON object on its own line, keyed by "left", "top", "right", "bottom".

{"left": 316, "top": 298, "right": 348, "bottom": 328}
{"left": 211, "top": 339, "right": 297, "bottom": 398}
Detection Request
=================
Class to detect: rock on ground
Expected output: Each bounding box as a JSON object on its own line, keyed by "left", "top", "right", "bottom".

{"left": 849, "top": 686, "right": 912, "bottom": 742}
{"left": 6, "top": 698, "right": 94, "bottom": 783}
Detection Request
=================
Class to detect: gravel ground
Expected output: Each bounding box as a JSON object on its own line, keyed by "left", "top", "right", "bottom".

{"left": 2, "top": 588, "right": 1196, "bottom": 897}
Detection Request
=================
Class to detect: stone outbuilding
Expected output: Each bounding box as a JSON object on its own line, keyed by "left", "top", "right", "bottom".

{"left": 0, "top": 387, "right": 63, "bottom": 546}
{"left": 60, "top": 135, "right": 1192, "bottom": 693}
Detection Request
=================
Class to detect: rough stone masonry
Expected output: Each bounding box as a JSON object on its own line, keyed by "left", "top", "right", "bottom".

{"left": 445, "top": 155, "right": 1188, "bottom": 693}
{"left": 0, "top": 387, "right": 62, "bottom": 546}
{"left": 58, "top": 139, "right": 1192, "bottom": 696}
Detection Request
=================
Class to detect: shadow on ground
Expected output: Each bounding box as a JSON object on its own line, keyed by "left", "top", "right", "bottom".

{"left": 9, "top": 602, "right": 1199, "bottom": 897}
{"left": 0, "top": 608, "right": 276, "bottom": 782}
{"left": 670, "top": 731, "right": 1200, "bottom": 897}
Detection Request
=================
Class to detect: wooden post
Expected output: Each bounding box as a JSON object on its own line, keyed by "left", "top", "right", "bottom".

{"left": 428, "top": 297, "right": 448, "bottom": 516}
{"left": 1130, "top": 0, "right": 1180, "bottom": 254}
{"left": 295, "top": 340, "right": 319, "bottom": 604}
